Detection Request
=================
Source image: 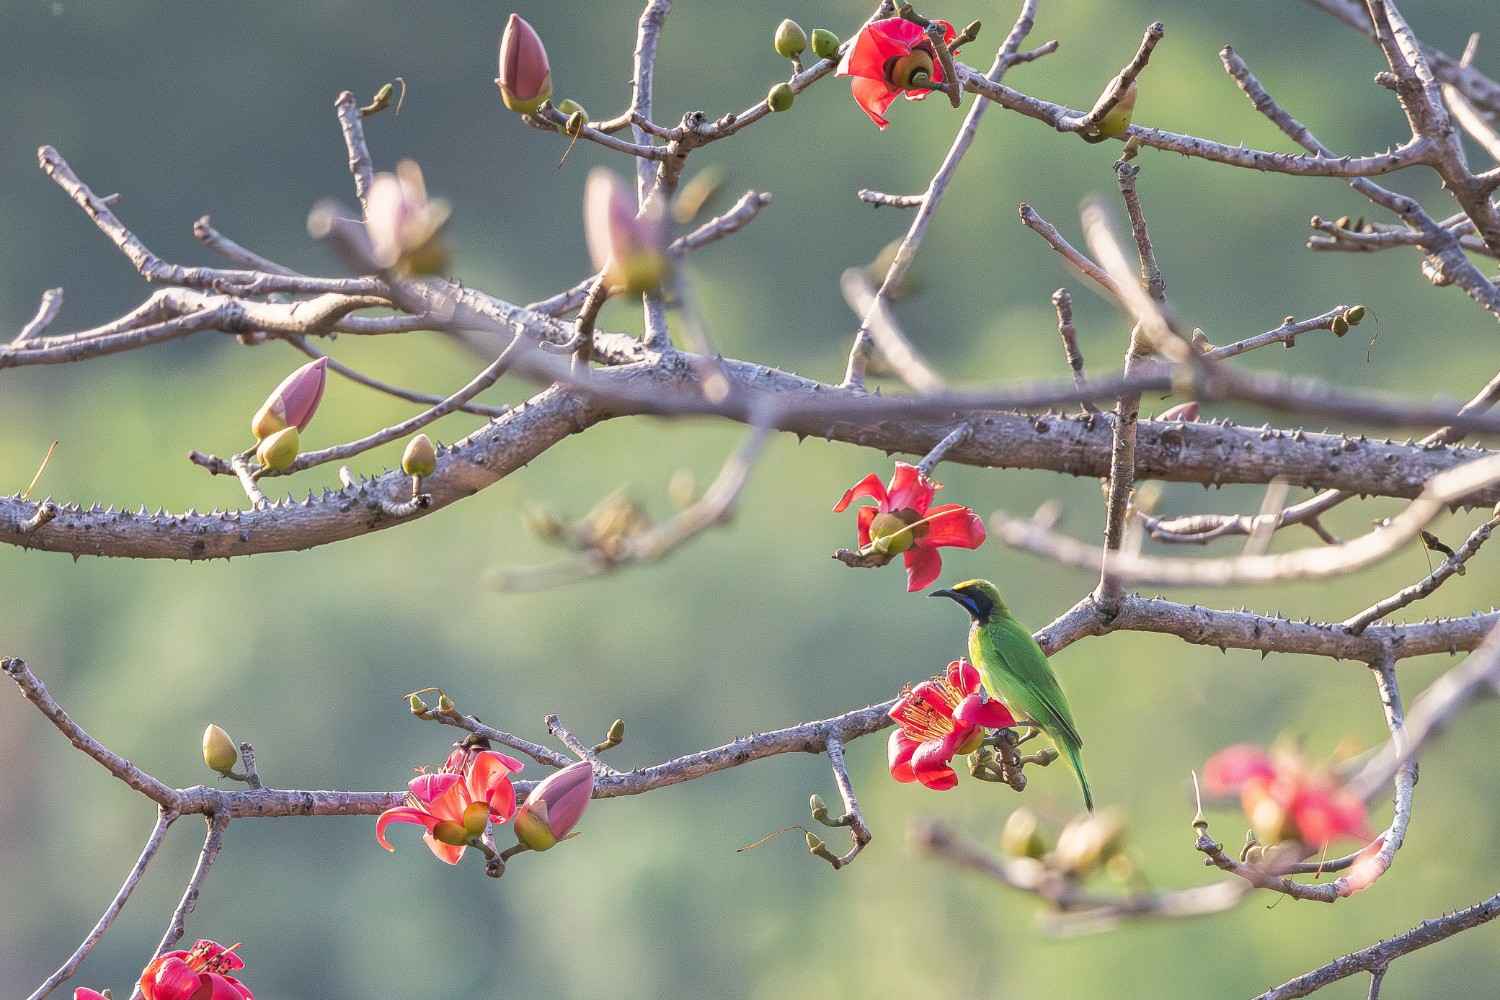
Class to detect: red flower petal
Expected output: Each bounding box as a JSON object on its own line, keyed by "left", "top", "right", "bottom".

{"left": 1202, "top": 744, "right": 1275, "bottom": 796}
{"left": 856, "top": 505, "right": 878, "bottom": 548}
{"left": 375, "top": 806, "right": 440, "bottom": 852}
{"left": 423, "top": 832, "right": 467, "bottom": 865}
{"left": 147, "top": 958, "right": 203, "bottom": 1000}
{"left": 839, "top": 17, "right": 928, "bottom": 82}
{"left": 918, "top": 504, "right": 986, "bottom": 549}
{"left": 888, "top": 730, "right": 918, "bottom": 782}
{"left": 886, "top": 463, "right": 936, "bottom": 514}
{"left": 910, "top": 679, "right": 957, "bottom": 720}
{"left": 954, "top": 692, "right": 1016, "bottom": 729}
{"left": 205, "top": 973, "right": 253, "bottom": 1000}
{"left": 903, "top": 545, "right": 943, "bottom": 592}
{"left": 948, "top": 658, "right": 980, "bottom": 694}
{"left": 408, "top": 771, "right": 461, "bottom": 805}
{"left": 911, "top": 736, "right": 960, "bottom": 790}
{"left": 833, "top": 472, "right": 889, "bottom": 513}
{"left": 467, "top": 750, "right": 522, "bottom": 822}
{"left": 848, "top": 76, "right": 900, "bottom": 129}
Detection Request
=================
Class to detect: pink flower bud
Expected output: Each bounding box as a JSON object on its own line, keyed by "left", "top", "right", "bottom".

{"left": 513, "top": 759, "right": 594, "bottom": 851}
{"left": 583, "top": 168, "right": 668, "bottom": 294}
{"left": 1157, "top": 400, "right": 1199, "bottom": 422}
{"left": 251, "top": 357, "right": 327, "bottom": 440}
{"left": 365, "top": 160, "right": 452, "bottom": 274}
{"left": 73, "top": 990, "right": 109, "bottom": 1000}
{"left": 497, "top": 13, "right": 553, "bottom": 114}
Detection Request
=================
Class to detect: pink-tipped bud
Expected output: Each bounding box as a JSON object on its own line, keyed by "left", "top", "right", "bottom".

{"left": 584, "top": 168, "right": 668, "bottom": 295}
{"left": 1157, "top": 401, "right": 1199, "bottom": 422}
{"left": 366, "top": 160, "right": 452, "bottom": 274}
{"left": 513, "top": 759, "right": 594, "bottom": 851}
{"left": 251, "top": 357, "right": 327, "bottom": 440}
{"left": 497, "top": 13, "right": 553, "bottom": 115}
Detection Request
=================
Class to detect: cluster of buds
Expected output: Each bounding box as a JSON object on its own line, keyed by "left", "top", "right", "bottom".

{"left": 524, "top": 488, "right": 654, "bottom": 559}
{"left": 1000, "top": 806, "right": 1134, "bottom": 881}
{"left": 250, "top": 357, "right": 327, "bottom": 473}
{"left": 767, "top": 19, "right": 840, "bottom": 111}
{"left": 1330, "top": 304, "right": 1366, "bottom": 337}
{"left": 584, "top": 168, "right": 669, "bottom": 295}
{"left": 365, "top": 160, "right": 451, "bottom": 275}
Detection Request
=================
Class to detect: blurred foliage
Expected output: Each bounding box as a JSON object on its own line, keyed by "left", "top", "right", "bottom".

{"left": 2, "top": 1, "right": 1499, "bottom": 997}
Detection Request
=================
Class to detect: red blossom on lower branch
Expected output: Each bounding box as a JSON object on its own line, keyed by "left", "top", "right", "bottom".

{"left": 1203, "top": 743, "right": 1372, "bottom": 849}
{"left": 138, "top": 939, "right": 252, "bottom": 1000}
{"left": 833, "top": 462, "right": 986, "bottom": 591}
{"left": 889, "top": 659, "right": 1015, "bottom": 790}
{"left": 836, "top": 16, "right": 959, "bottom": 129}
{"left": 376, "top": 743, "right": 523, "bottom": 864}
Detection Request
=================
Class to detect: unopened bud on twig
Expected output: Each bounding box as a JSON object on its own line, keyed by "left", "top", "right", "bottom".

{"left": 513, "top": 760, "right": 595, "bottom": 851}
{"left": 556, "top": 98, "right": 588, "bottom": 122}
{"left": 1083, "top": 79, "right": 1137, "bottom": 143}
{"left": 408, "top": 693, "right": 429, "bottom": 715}
{"left": 1000, "top": 806, "right": 1047, "bottom": 859}
{"left": 810, "top": 28, "right": 841, "bottom": 60}
{"left": 497, "top": 13, "right": 553, "bottom": 114}
{"left": 366, "top": 160, "right": 452, "bottom": 275}
{"left": 401, "top": 434, "right": 437, "bottom": 478}
{"left": 773, "top": 19, "right": 807, "bottom": 60}
{"left": 584, "top": 168, "right": 668, "bottom": 295}
{"left": 766, "top": 82, "right": 795, "bottom": 112}
{"left": 202, "top": 724, "right": 238, "bottom": 775}
{"left": 809, "top": 794, "right": 831, "bottom": 824}
{"left": 251, "top": 357, "right": 327, "bottom": 441}
{"left": 255, "top": 427, "right": 300, "bottom": 472}
{"left": 436, "top": 693, "right": 456, "bottom": 714}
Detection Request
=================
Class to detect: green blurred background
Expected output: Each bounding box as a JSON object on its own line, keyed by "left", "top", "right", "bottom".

{"left": 3, "top": 1, "right": 1499, "bottom": 997}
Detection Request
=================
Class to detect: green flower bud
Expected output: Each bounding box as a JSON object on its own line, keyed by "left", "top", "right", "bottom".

{"left": 810, "top": 28, "right": 840, "bottom": 60}
{"left": 436, "top": 693, "right": 455, "bottom": 713}
{"left": 868, "top": 511, "right": 916, "bottom": 555}
{"left": 463, "top": 800, "right": 490, "bottom": 838}
{"left": 1331, "top": 314, "right": 1350, "bottom": 337}
{"left": 767, "top": 82, "right": 795, "bottom": 113}
{"left": 1083, "top": 79, "right": 1138, "bottom": 143}
{"left": 408, "top": 693, "right": 429, "bottom": 715}
{"left": 773, "top": 19, "right": 807, "bottom": 59}
{"left": 1344, "top": 304, "right": 1366, "bottom": 326}
{"left": 606, "top": 718, "right": 625, "bottom": 744}
{"left": 255, "top": 426, "right": 300, "bottom": 472}
{"left": 513, "top": 800, "right": 558, "bottom": 851}
{"left": 433, "top": 820, "right": 470, "bottom": 847}
{"left": 809, "top": 793, "right": 830, "bottom": 823}
{"left": 202, "top": 724, "right": 238, "bottom": 775}
{"left": 401, "top": 433, "right": 437, "bottom": 478}
{"left": 555, "top": 98, "right": 588, "bottom": 122}
{"left": 1001, "top": 807, "right": 1048, "bottom": 860}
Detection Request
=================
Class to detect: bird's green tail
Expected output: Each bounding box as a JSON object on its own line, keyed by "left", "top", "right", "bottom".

{"left": 1062, "top": 740, "right": 1094, "bottom": 812}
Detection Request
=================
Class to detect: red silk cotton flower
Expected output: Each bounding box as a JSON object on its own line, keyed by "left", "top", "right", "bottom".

{"left": 837, "top": 17, "right": 959, "bottom": 129}
{"left": 833, "top": 462, "right": 986, "bottom": 591}
{"left": 138, "top": 939, "right": 252, "bottom": 1000}
{"left": 889, "top": 659, "right": 1015, "bottom": 790}
{"left": 376, "top": 742, "right": 523, "bottom": 864}
{"left": 1203, "top": 743, "right": 1372, "bottom": 849}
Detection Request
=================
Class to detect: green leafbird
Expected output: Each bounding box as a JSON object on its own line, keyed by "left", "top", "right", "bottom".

{"left": 930, "top": 579, "right": 1094, "bottom": 812}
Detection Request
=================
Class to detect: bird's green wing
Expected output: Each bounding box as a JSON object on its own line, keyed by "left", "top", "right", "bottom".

{"left": 976, "top": 617, "right": 1083, "bottom": 748}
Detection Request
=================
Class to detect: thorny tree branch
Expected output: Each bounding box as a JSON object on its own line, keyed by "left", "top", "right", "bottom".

{"left": 10, "top": 1, "right": 1500, "bottom": 995}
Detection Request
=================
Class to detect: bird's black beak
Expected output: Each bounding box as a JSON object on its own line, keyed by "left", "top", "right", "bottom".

{"left": 929, "top": 588, "right": 959, "bottom": 602}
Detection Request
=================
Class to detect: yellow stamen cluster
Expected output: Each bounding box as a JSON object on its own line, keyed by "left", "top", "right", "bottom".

{"left": 893, "top": 674, "right": 963, "bottom": 742}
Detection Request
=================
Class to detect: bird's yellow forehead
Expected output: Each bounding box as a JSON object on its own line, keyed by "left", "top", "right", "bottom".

{"left": 951, "top": 579, "right": 986, "bottom": 592}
